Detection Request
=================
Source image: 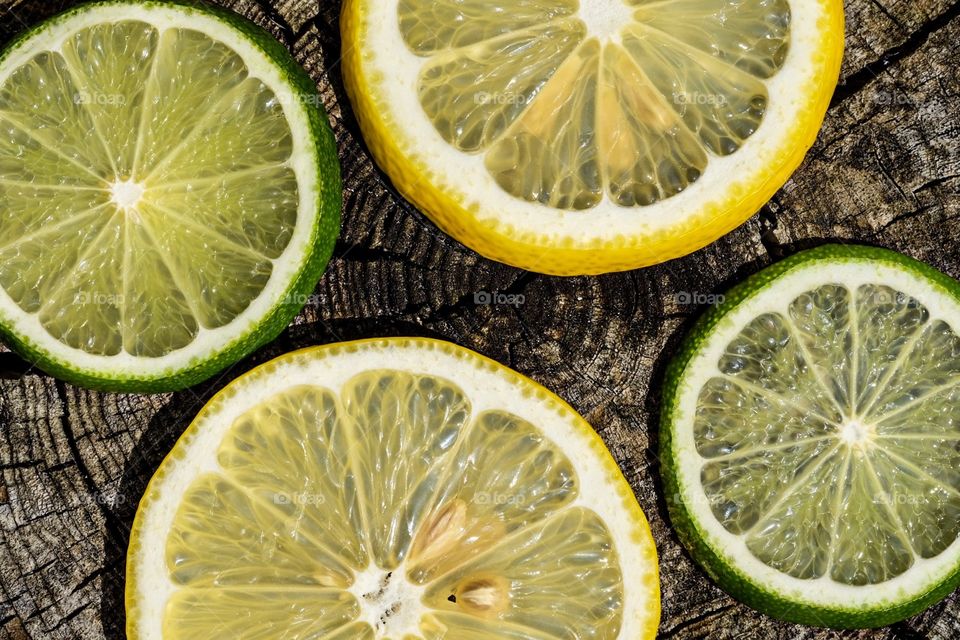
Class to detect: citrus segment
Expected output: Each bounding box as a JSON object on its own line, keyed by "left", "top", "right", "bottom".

{"left": 60, "top": 21, "right": 161, "bottom": 175}
{"left": 38, "top": 210, "right": 130, "bottom": 355}
{"left": 0, "top": 202, "right": 110, "bottom": 312}
{"left": 620, "top": 25, "right": 769, "bottom": 157}
{"left": 853, "top": 285, "right": 930, "bottom": 414}
{"left": 146, "top": 165, "right": 299, "bottom": 259}
{"left": 742, "top": 444, "right": 845, "bottom": 580}
{"left": 131, "top": 28, "right": 250, "bottom": 175}
{"left": 418, "top": 20, "right": 585, "bottom": 154}
{"left": 867, "top": 320, "right": 960, "bottom": 419}
{"left": 165, "top": 474, "right": 355, "bottom": 588}
{"left": 422, "top": 507, "right": 623, "bottom": 637}
{"left": 218, "top": 386, "right": 369, "bottom": 570}
{"left": 485, "top": 38, "right": 602, "bottom": 210}
{"left": 0, "top": 52, "right": 116, "bottom": 179}
{"left": 343, "top": 371, "right": 472, "bottom": 571}
{"left": 407, "top": 411, "right": 578, "bottom": 584}
{"left": 596, "top": 42, "right": 707, "bottom": 206}
{"left": 700, "top": 436, "right": 838, "bottom": 533}
{"left": 693, "top": 377, "right": 837, "bottom": 459}
{"left": 630, "top": 0, "right": 791, "bottom": 79}
{"left": 867, "top": 448, "right": 960, "bottom": 559}
{"left": 164, "top": 587, "right": 359, "bottom": 638}
{"left": 136, "top": 201, "right": 274, "bottom": 328}
{"left": 145, "top": 77, "right": 293, "bottom": 184}
{"left": 398, "top": 0, "right": 578, "bottom": 54}
{"left": 718, "top": 312, "right": 844, "bottom": 422}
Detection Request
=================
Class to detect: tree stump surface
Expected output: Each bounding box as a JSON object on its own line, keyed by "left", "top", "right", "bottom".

{"left": 0, "top": 0, "right": 958, "bottom": 638}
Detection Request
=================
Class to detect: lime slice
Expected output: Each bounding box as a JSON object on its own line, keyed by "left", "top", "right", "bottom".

{"left": 126, "top": 338, "right": 661, "bottom": 639}
{"left": 661, "top": 245, "right": 960, "bottom": 627}
{"left": 341, "top": 0, "right": 843, "bottom": 274}
{"left": 0, "top": 2, "right": 340, "bottom": 391}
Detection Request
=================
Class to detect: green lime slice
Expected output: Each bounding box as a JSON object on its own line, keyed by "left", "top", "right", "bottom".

{"left": 0, "top": 1, "right": 340, "bottom": 391}
{"left": 661, "top": 244, "right": 960, "bottom": 628}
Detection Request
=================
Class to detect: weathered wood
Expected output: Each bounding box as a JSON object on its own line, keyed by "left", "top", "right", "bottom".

{"left": 0, "top": 0, "right": 958, "bottom": 638}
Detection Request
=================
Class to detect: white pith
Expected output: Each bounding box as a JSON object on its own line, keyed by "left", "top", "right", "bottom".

{"left": 358, "top": 0, "right": 826, "bottom": 240}
{"left": 670, "top": 260, "right": 960, "bottom": 609}
{"left": 579, "top": 0, "right": 634, "bottom": 42}
{"left": 839, "top": 419, "right": 876, "bottom": 449}
{"left": 110, "top": 179, "right": 145, "bottom": 210}
{"left": 129, "top": 340, "right": 659, "bottom": 639}
{"left": 349, "top": 563, "right": 428, "bottom": 638}
{"left": 0, "top": 3, "right": 322, "bottom": 378}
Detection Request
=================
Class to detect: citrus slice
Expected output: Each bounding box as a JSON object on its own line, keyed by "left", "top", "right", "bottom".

{"left": 0, "top": 1, "right": 340, "bottom": 391}
{"left": 341, "top": 0, "right": 843, "bottom": 275}
{"left": 661, "top": 245, "right": 960, "bottom": 628}
{"left": 126, "top": 338, "right": 660, "bottom": 639}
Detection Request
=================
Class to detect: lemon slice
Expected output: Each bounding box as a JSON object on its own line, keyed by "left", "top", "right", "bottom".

{"left": 661, "top": 245, "right": 960, "bottom": 627}
{"left": 341, "top": 0, "right": 843, "bottom": 275}
{"left": 126, "top": 338, "right": 660, "bottom": 639}
{"left": 0, "top": 2, "right": 340, "bottom": 391}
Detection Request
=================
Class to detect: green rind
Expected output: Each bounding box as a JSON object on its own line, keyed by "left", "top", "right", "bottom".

{"left": 0, "top": 0, "right": 341, "bottom": 393}
{"left": 660, "top": 243, "right": 960, "bottom": 628}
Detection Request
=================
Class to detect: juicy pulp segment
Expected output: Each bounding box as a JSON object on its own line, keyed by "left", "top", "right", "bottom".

{"left": 695, "top": 282, "right": 960, "bottom": 585}
{"left": 0, "top": 20, "right": 299, "bottom": 357}
{"left": 422, "top": 507, "right": 623, "bottom": 637}
{"left": 399, "top": 0, "right": 578, "bottom": 54}
{"left": 417, "top": 20, "right": 586, "bottom": 154}
{"left": 407, "top": 410, "right": 579, "bottom": 584}
{"left": 629, "top": 0, "right": 791, "bottom": 79}
{"left": 163, "top": 370, "right": 623, "bottom": 638}
{"left": 485, "top": 38, "right": 603, "bottom": 210}
{"left": 401, "top": 0, "right": 790, "bottom": 209}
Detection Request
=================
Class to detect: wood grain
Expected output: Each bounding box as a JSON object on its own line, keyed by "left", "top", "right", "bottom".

{"left": 0, "top": 0, "right": 958, "bottom": 638}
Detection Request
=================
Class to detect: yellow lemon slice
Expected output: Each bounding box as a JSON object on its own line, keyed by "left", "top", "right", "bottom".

{"left": 127, "top": 338, "right": 660, "bottom": 638}
{"left": 342, "top": 0, "right": 843, "bottom": 274}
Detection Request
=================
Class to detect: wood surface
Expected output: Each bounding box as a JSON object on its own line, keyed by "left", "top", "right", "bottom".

{"left": 0, "top": 0, "right": 958, "bottom": 638}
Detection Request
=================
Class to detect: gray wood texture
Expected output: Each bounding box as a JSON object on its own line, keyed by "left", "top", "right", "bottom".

{"left": 0, "top": 0, "right": 958, "bottom": 638}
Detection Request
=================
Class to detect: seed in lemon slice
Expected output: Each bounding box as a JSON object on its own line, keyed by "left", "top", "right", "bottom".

{"left": 0, "top": 2, "right": 340, "bottom": 391}
{"left": 126, "top": 338, "right": 660, "bottom": 639}
{"left": 661, "top": 245, "right": 960, "bottom": 628}
{"left": 341, "top": 0, "right": 843, "bottom": 275}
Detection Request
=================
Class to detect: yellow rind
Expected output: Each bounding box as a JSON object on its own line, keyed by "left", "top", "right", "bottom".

{"left": 341, "top": 0, "right": 845, "bottom": 275}
{"left": 126, "top": 337, "right": 661, "bottom": 639}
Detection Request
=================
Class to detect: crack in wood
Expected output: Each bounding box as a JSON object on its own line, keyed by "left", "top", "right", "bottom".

{"left": 831, "top": 0, "right": 960, "bottom": 107}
